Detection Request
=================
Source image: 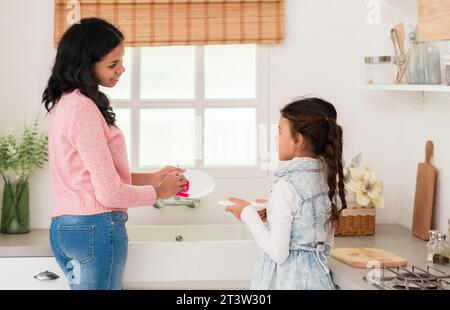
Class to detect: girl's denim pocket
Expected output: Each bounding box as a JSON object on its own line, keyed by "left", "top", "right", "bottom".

{"left": 58, "top": 225, "right": 95, "bottom": 264}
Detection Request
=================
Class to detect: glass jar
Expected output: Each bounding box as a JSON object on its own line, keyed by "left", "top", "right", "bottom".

{"left": 444, "top": 235, "right": 450, "bottom": 260}
{"left": 424, "top": 41, "right": 441, "bottom": 84}
{"left": 447, "top": 219, "right": 450, "bottom": 259}
{"left": 0, "top": 177, "right": 30, "bottom": 234}
{"left": 427, "top": 230, "right": 439, "bottom": 262}
{"left": 364, "top": 56, "right": 394, "bottom": 85}
{"left": 444, "top": 55, "right": 450, "bottom": 86}
{"left": 433, "top": 233, "right": 449, "bottom": 265}
{"left": 407, "top": 32, "right": 426, "bottom": 84}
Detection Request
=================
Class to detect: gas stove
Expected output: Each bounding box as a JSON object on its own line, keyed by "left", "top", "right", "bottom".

{"left": 363, "top": 265, "right": 450, "bottom": 290}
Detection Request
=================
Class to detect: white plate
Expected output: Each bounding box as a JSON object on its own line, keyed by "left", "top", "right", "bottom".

{"left": 250, "top": 201, "right": 268, "bottom": 211}
{"left": 181, "top": 169, "right": 215, "bottom": 199}
{"left": 218, "top": 200, "right": 267, "bottom": 211}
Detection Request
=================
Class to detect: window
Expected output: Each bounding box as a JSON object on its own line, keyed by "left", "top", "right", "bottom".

{"left": 102, "top": 45, "right": 269, "bottom": 178}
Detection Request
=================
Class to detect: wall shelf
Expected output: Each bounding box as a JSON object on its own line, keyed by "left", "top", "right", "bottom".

{"left": 360, "top": 84, "right": 450, "bottom": 93}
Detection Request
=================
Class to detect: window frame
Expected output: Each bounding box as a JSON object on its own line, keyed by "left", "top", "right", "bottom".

{"left": 111, "top": 45, "right": 270, "bottom": 179}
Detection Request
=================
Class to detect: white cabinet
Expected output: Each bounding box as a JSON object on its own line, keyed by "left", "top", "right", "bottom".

{"left": 0, "top": 257, "right": 69, "bottom": 290}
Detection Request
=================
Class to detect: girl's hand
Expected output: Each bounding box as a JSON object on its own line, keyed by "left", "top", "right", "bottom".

{"left": 154, "top": 166, "right": 185, "bottom": 186}
{"left": 224, "top": 197, "right": 250, "bottom": 220}
{"left": 155, "top": 171, "right": 187, "bottom": 199}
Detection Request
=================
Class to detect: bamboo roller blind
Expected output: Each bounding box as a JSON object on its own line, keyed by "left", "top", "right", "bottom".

{"left": 54, "top": 0, "right": 285, "bottom": 47}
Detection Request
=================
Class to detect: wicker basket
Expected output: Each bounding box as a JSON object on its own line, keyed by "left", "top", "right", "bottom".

{"left": 334, "top": 201, "right": 375, "bottom": 236}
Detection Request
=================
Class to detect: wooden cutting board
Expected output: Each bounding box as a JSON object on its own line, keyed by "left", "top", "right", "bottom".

{"left": 418, "top": 0, "right": 450, "bottom": 42}
{"left": 331, "top": 248, "right": 407, "bottom": 269}
{"left": 412, "top": 141, "right": 437, "bottom": 241}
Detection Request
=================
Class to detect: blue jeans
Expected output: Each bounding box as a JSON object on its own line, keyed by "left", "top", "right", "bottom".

{"left": 49, "top": 211, "right": 129, "bottom": 290}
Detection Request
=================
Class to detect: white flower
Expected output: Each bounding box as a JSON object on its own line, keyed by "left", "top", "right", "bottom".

{"left": 347, "top": 165, "right": 384, "bottom": 208}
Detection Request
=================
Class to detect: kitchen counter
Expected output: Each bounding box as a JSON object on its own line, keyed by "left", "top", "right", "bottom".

{"left": 1, "top": 224, "right": 449, "bottom": 290}
{"left": 0, "top": 229, "right": 52, "bottom": 257}
{"left": 330, "top": 224, "right": 450, "bottom": 289}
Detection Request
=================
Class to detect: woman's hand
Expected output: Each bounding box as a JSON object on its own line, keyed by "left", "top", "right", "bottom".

{"left": 155, "top": 171, "right": 187, "bottom": 199}
{"left": 132, "top": 166, "right": 185, "bottom": 186}
{"left": 154, "top": 166, "right": 185, "bottom": 186}
{"left": 224, "top": 198, "right": 251, "bottom": 220}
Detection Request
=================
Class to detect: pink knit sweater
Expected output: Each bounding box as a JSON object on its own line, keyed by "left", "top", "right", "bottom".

{"left": 48, "top": 89, "right": 156, "bottom": 217}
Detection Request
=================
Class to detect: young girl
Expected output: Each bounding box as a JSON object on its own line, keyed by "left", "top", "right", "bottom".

{"left": 43, "top": 18, "right": 187, "bottom": 290}
{"left": 225, "top": 97, "right": 346, "bottom": 290}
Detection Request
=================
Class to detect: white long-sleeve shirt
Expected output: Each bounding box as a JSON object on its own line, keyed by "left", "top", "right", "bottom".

{"left": 241, "top": 178, "right": 298, "bottom": 265}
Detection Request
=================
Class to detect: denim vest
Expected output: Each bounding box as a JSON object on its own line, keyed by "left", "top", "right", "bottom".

{"left": 250, "top": 158, "right": 336, "bottom": 289}
{"left": 271, "top": 157, "right": 334, "bottom": 272}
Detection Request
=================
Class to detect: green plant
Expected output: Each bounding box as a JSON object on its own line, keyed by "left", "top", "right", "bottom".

{"left": 0, "top": 119, "right": 48, "bottom": 179}
{"left": 0, "top": 118, "right": 48, "bottom": 233}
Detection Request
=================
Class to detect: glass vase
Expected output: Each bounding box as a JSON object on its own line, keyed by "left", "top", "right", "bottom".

{"left": 1, "top": 178, "right": 30, "bottom": 234}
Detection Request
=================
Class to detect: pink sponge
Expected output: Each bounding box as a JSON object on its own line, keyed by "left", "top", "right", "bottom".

{"left": 176, "top": 180, "right": 190, "bottom": 198}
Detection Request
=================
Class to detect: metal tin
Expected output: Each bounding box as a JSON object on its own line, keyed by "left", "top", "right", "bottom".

{"left": 365, "top": 56, "right": 392, "bottom": 64}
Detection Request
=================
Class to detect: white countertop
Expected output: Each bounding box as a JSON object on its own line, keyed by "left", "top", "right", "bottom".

{"left": 0, "top": 229, "right": 52, "bottom": 257}
{"left": 1, "top": 224, "right": 449, "bottom": 289}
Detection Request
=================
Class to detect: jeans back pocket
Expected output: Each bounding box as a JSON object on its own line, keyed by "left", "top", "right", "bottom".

{"left": 58, "top": 225, "right": 95, "bottom": 264}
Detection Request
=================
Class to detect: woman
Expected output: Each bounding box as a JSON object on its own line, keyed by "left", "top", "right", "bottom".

{"left": 42, "top": 18, "right": 187, "bottom": 290}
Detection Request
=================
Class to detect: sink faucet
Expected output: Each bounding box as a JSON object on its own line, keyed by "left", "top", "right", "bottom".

{"left": 154, "top": 196, "right": 200, "bottom": 209}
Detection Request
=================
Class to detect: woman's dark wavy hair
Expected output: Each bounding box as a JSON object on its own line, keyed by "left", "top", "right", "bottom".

{"left": 42, "top": 18, "right": 124, "bottom": 126}
{"left": 280, "top": 97, "right": 347, "bottom": 229}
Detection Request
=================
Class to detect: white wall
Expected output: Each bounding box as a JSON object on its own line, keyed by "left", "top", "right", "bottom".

{"left": 393, "top": 93, "right": 450, "bottom": 232}
{"left": 1, "top": 0, "right": 449, "bottom": 233}
{"left": 0, "top": 0, "right": 56, "bottom": 229}
{"left": 0, "top": 0, "right": 271, "bottom": 228}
